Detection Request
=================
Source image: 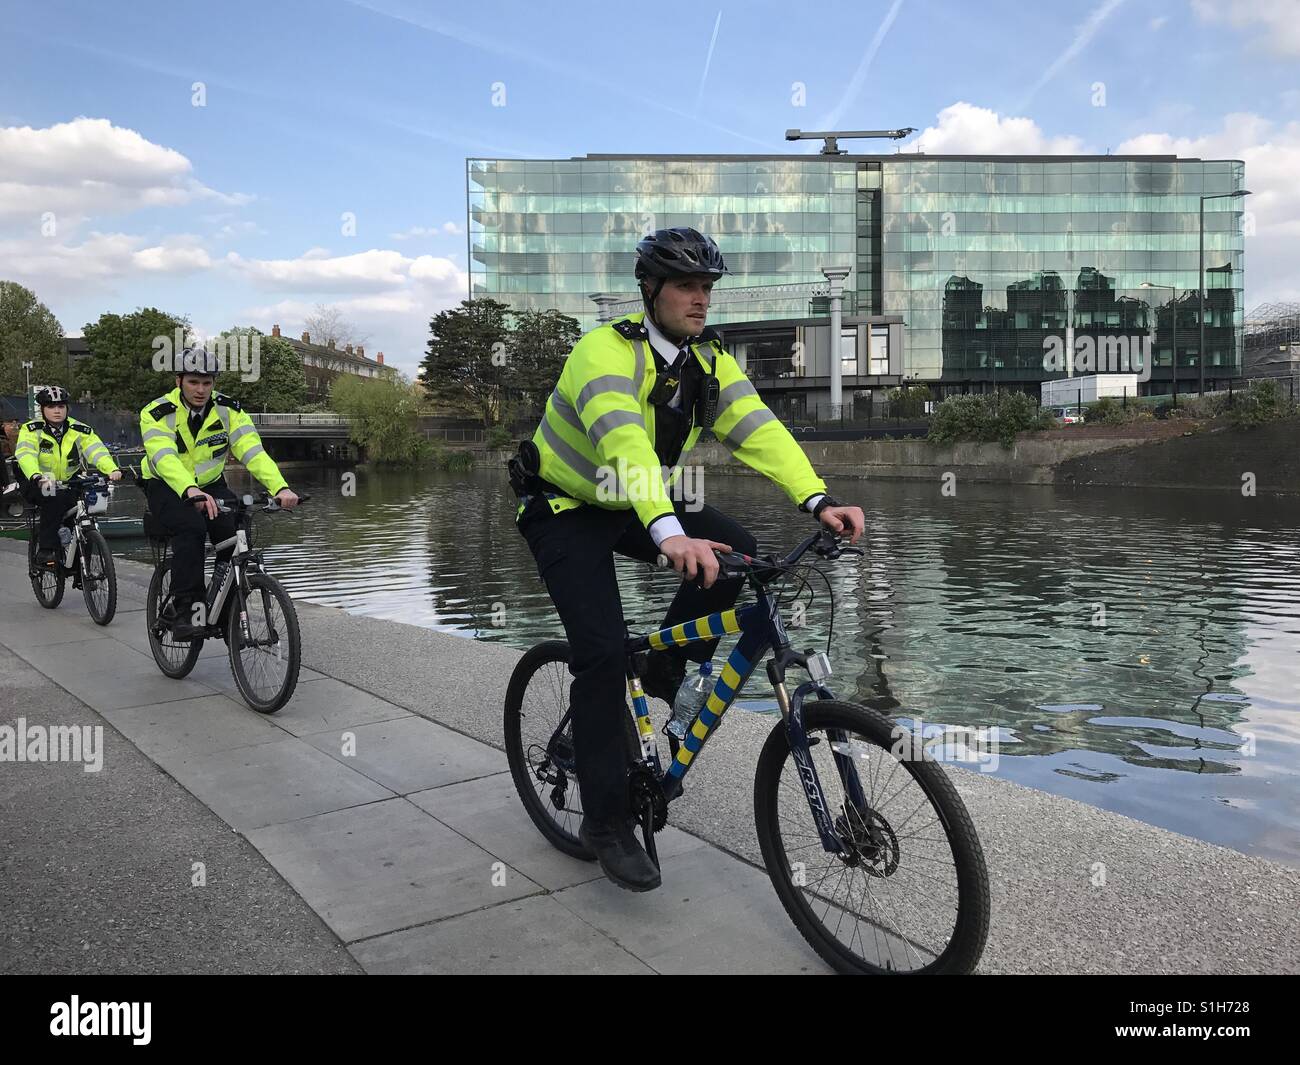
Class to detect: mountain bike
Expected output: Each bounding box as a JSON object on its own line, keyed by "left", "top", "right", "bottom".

{"left": 505, "top": 527, "right": 990, "bottom": 974}
{"left": 25, "top": 471, "right": 118, "bottom": 625}
{"left": 146, "top": 491, "right": 308, "bottom": 713}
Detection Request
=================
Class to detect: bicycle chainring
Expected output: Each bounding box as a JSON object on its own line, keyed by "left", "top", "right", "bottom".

{"left": 627, "top": 764, "right": 667, "bottom": 832}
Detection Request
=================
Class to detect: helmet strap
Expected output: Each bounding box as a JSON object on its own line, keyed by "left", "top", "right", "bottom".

{"left": 641, "top": 278, "right": 666, "bottom": 325}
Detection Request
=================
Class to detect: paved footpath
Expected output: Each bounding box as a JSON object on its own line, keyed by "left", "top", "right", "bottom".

{"left": 1, "top": 541, "right": 1297, "bottom": 975}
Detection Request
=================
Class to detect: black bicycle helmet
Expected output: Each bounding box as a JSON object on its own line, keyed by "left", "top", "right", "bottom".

{"left": 35, "top": 385, "right": 70, "bottom": 406}
{"left": 634, "top": 227, "right": 728, "bottom": 281}
{"left": 174, "top": 345, "right": 219, "bottom": 377}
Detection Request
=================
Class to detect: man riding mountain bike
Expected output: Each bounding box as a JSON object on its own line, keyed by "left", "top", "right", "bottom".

{"left": 511, "top": 227, "right": 864, "bottom": 892}
{"left": 138, "top": 346, "right": 298, "bottom": 639}
{"left": 14, "top": 386, "right": 122, "bottom": 567}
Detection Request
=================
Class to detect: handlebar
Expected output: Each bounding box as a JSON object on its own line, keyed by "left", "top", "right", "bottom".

{"left": 211, "top": 491, "right": 311, "bottom": 515}
{"left": 655, "top": 528, "right": 863, "bottom": 584}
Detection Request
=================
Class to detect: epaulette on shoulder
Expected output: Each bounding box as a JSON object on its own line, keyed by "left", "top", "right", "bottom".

{"left": 69, "top": 421, "right": 92, "bottom": 433}
{"left": 148, "top": 399, "right": 177, "bottom": 419}
{"left": 214, "top": 394, "right": 242, "bottom": 411}
{"left": 612, "top": 318, "right": 649, "bottom": 341}
{"left": 24, "top": 420, "right": 42, "bottom": 432}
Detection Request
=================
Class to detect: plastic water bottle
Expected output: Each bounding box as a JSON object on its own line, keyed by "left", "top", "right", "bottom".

{"left": 58, "top": 527, "right": 75, "bottom": 567}
{"left": 667, "top": 661, "right": 713, "bottom": 741}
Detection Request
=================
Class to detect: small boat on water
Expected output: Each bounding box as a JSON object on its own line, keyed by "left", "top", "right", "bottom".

{"left": 0, "top": 516, "right": 146, "bottom": 540}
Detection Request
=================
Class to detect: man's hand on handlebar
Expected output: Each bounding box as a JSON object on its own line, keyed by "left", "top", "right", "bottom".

{"left": 817, "top": 504, "right": 865, "bottom": 544}
{"left": 184, "top": 487, "right": 218, "bottom": 520}
{"left": 658, "top": 535, "right": 733, "bottom": 589}
{"left": 108, "top": 470, "right": 122, "bottom": 482}
{"left": 275, "top": 488, "right": 299, "bottom": 510}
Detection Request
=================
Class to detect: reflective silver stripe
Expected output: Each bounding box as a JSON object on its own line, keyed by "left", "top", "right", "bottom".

{"left": 723, "top": 408, "right": 777, "bottom": 447}
{"left": 82, "top": 442, "right": 107, "bottom": 457}
{"left": 549, "top": 389, "right": 585, "bottom": 433}
{"left": 142, "top": 428, "right": 171, "bottom": 443}
{"left": 14, "top": 445, "right": 37, "bottom": 456}
{"left": 631, "top": 339, "right": 646, "bottom": 395}
{"left": 576, "top": 374, "right": 637, "bottom": 416}
{"left": 195, "top": 457, "right": 224, "bottom": 480}
{"left": 587, "top": 408, "right": 645, "bottom": 446}
{"left": 215, "top": 404, "right": 231, "bottom": 430}
{"left": 228, "top": 422, "right": 256, "bottom": 445}
{"left": 717, "top": 377, "right": 758, "bottom": 412}
{"left": 239, "top": 444, "right": 265, "bottom": 463}
{"left": 540, "top": 415, "right": 598, "bottom": 482}
{"left": 149, "top": 446, "right": 180, "bottom": 463}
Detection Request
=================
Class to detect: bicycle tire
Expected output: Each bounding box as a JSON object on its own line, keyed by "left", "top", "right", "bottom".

{"left": 146, "top": 561, "right": 203, "bottom": 678}
{"left": 504, "top": 640, "right": 640, "bottom": 861}
{"left": 227, "top": 572, "right": 300, "bottom": 714}
{"left": 80, "top": 528, "right": 117, "bottom": 626}
{"left": 28, "top": 530, "right": 65, "bottom": 609}
{"left": 753, "top": 700, "right": 990, "bottom": 975}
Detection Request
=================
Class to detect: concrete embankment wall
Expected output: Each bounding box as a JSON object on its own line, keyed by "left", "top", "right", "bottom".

{"left": 1055, "top": 419, "right": 1300, "bottom": 494}
{"left": 471, "top": 420, "right": 1299, "bottom": 494}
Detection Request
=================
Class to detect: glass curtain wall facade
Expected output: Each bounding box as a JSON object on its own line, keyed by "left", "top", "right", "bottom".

{"left": 883, "top": 158, "right": 1246, "bottom": 391}
{"left": 468, "top": 154, "right": 1245, "bottom": 392}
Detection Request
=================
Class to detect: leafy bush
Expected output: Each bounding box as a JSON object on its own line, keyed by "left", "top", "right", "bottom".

{"left": 928, "top": 392, "right": 1053, "bottom": 449}
{"left": 1083, "top": 396, "right": 1127, "bottom": 426}
{"left": 887, "top": 384, "right": 930, "bottom": 419}
{"left": 486, "top": 424, "right": 513, "bottom": 449}
{"left": 1228, "top": 379, "right": 1297, "bottom": 429}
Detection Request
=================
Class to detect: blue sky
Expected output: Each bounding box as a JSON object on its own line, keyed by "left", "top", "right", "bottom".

{"left": 2, "top": 0, "right": 1297, "bottom": 377}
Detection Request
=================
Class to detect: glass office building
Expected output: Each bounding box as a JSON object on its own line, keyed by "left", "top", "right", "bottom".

{"left": 468, "top": 154, "right": 1246, "bottom": 394}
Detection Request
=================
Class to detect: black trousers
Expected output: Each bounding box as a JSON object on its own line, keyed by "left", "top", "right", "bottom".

{"left": 144, "top": 478, "right": 238, "bottom": 608}
{"left": 518, "top": 498, "right": 757, "bottom": 823}
{"left": 22, "top": 481, "right": 76, "bottom": 550}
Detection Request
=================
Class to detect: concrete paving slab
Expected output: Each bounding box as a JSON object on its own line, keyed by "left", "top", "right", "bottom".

{"left": 0, "top": 612, "right": 112, "bottom": 649}
{"left": 246, "top": 798, "right": 542, "bottom": 942}
{"left": 553, "top": 844, "right": 832, "bottom": 974}
{"left": 99, "top": 693, "right": 284, "bottom": 759}
{"left": 152, "top": 737, "right": 394, "bottom": 831}
{"left": 268, "top": 676, "right": 412, "bottom": 737}
{"left": 349, "top": 894, "right": 654, "bottom": 974}
{"left": 302, "top": 715, "right": 507, "bottom": 794}
{"left": 11, "top": 638, "right": 220, "bottom": 710}
{"left": 184, "top": 655, "right": 328, "bottom": 696}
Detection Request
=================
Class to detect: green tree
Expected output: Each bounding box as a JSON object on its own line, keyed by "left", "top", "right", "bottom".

{"left": 507, "top": 308, "right": 578, "bottom": 418}
{"left": 80, "top": 307, "right": 188, "bottom": 410}
{"left": 214, "top": 327, "right": 307, "bottom": 412}
{"left": 419, "top": 298, "right": 512, "bottom": 426}
{"left": 329, "top": 371, "right": 431, "bottom": 466}
{"left": 0, "top": 281, "right": 66, "bottom": 396}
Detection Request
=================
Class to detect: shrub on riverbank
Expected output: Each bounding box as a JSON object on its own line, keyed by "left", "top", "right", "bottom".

{"left": 928, "top": 392, "right": 1055, "bottom": 449}
{"left": 330, "top": 373, "right": 432, "bottom": 466}
{"left": 887, "top": 384, "right": 931, "bottom": 419}
{"left": 1227, "top": 379, "right": 1298, "bottom": 429}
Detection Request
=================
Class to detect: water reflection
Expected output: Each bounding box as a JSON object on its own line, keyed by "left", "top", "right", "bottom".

{"left": 114, "top": 468, "right": 1300, "bottom": 866}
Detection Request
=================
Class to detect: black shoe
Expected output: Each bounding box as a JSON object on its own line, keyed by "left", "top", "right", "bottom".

{"left": 640, "top": 650, "right": 686, "bottom": 705}
{"left": 160, "top": 601, "right": 204, "bottom": 641}
{"left": 579, "top": 817, "right": 662, "bottom": 892}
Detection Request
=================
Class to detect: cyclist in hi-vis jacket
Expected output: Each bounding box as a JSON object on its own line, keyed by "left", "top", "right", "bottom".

{"left": 511, "top": 228, "right": 864, "bottom": 891}
{"left": 139, "top": 346, "right": 298, "bottom": 638}
{"left": 15, "top": 386, "right": 122, "bottom": 567}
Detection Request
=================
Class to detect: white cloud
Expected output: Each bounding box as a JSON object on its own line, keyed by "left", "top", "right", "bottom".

{"left": 0, "top": 117, "right": 250, "bottom": 222}
{"left": 904, "top": 102, "right": 1089, "bottom": 154}
{"left": 1191, "top": 0, "right": 1300, "bottom": 58}
{"left": 226, "top": 248, "right": 414, "bottom": 291}
{"left": 390, "top": 221, "right": 464, "bottom": 240}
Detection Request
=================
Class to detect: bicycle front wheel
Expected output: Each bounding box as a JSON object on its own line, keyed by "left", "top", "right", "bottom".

{"left": 146, "top": 561, "right": 203, "bottom": 678}
{"left": 754, "top": 700, "right": 990, "bottom": 975}
{"left": 227, "top": 572, "right": 300, "bottom": 714}
{"left": 80, "top": 528, "right": 117, "bottom": 625}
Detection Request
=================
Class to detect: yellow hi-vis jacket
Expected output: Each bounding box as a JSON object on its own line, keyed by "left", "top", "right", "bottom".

{"left": 531, "top": 312, "right": 826, "bottom": 532}
{"left": 14, "top": 418, "right": 119, "bottom": 482}
{"left": 139, "top": 388, "right": 287, "bottom": 498}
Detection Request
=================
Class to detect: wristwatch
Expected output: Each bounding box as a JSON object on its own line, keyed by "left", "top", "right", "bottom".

{"left": 808, "top": 494, "right": 842, "bottom": 519}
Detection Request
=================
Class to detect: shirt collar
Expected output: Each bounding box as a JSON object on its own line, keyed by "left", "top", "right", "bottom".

{"left": 643, "top": 314, "right": 693, "bottom": 366}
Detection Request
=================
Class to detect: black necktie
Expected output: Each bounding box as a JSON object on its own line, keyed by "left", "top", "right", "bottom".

{"left": 188, "top": 404, "right": 205, "bottom": 438}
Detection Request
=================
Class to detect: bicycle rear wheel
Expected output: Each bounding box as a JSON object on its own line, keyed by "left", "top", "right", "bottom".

{"left": 79, "top": 528, "right": 117, "bottom": 626}
{"left": 28, "top": 529, "right": 65, "bottom": 609}
{"left": 146, "top": 561, "right": 203, "bottom": 678}
{"left": 504, "top": 641, "right": 640, "bottom": 861}
{"left": 754, "top": 700, "right": 990, "bottom": 975}
{"left": 227, "top": 572, "right": 300, "bottom": 714}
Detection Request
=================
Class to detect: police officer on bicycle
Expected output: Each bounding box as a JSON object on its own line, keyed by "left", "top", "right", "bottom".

{"left": 138, "top": 347, "right": 298, "bottom": 638}
{"left": 14, "top": 386, "right": 122, "bottom": 567}
{"left": 511, "top": 228, "right": 864, "bottom": 891}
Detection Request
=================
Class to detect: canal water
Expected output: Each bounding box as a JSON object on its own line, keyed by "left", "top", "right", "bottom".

{"left": 114, "top": 467, "right": 1300, "bottom": 867}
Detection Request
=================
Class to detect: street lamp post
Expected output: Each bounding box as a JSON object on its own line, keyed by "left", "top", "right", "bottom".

{"left": 822, "top": 266, "right": 851, "bottom": 419}
{"left": 1199, "top": 189, "right": 1251, "bottom": 396}
{"left": 20, "top": 360, "right": 33, "bottom": 418}
{"left": 1140, "top": 283, "right": 1176, "bottom": 401}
